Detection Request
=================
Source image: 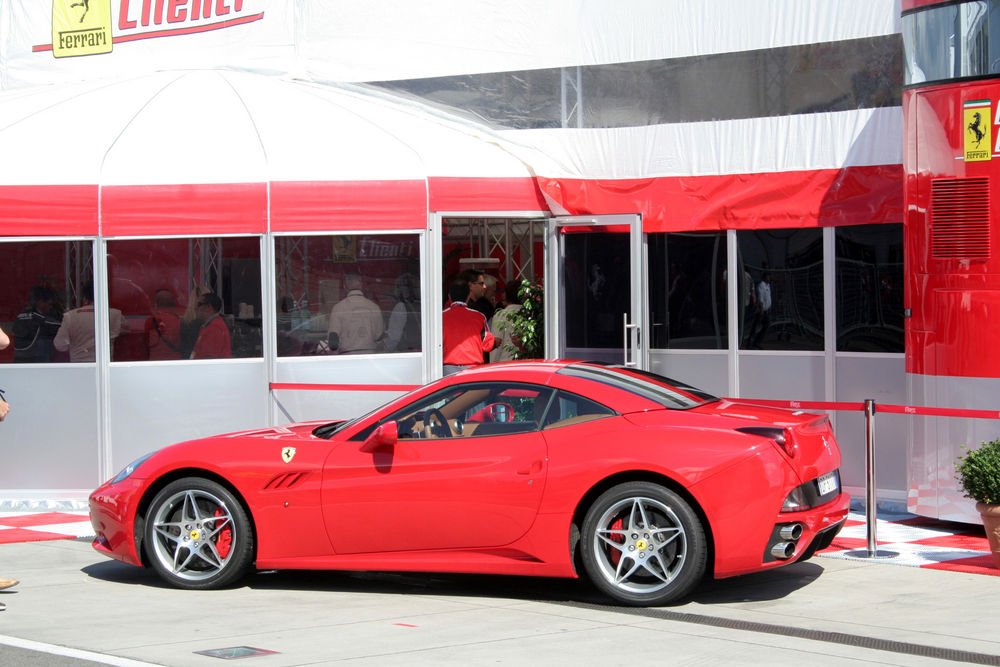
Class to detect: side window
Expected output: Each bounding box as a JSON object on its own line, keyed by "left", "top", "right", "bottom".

{"left": 386, "top": 383, "right": 552, "bottom": 440}
{"left": 106, "top": 237, "right": 263, "bottom": 361}
{"left": 543, "top": 391, "right": 616, "bottom": 430}
{"left": 274, "top": 234, "right": 421, "bottom": 357}
{"left": 1, "top": 241, "right": 90, "bottom": 364}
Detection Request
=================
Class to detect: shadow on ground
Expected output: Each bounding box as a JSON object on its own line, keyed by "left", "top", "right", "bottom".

{"left": 81, "top": 558, "right": 827, "bottom": 607}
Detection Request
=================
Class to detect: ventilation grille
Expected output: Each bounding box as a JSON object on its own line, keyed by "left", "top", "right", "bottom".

{"left": 263, "top": 471, "right": 307, "bottom": 490}
{"left": 930, "top": 178, "right": 991, "bottom": 260}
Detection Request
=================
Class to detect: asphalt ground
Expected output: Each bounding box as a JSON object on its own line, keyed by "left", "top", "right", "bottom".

{"left": 0, "top": 537, "right": 998, "bottom": 666}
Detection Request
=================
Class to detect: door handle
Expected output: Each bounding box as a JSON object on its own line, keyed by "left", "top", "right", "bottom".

{"left": 517, "top": 460, "right": 544, "bottom": 475}
{"left": 623, "top": 313, "right": 640, "bottom": 367}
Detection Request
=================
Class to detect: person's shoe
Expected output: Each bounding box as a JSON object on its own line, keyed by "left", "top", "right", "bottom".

{"left": 0, "top": 578, "right": 18, "bottom": 590}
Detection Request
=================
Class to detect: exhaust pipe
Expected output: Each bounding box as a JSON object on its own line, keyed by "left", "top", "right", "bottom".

{"left": 779, "top": 524, "right": 803, "bottom": 541}
{"left": 770, "top": 542, "right": 796, "bottom": 560}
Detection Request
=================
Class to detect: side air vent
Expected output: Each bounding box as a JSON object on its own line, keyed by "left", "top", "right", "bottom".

{"left": 263, "top": 471, "right": 307, "bottom": 490}
{"left": 930, "top": 178, "right": 990, "bottom": 260}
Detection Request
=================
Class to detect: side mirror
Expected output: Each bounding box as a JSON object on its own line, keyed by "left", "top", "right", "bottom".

{"left": 361, "top": 421, "right": 398, "bottom": 453}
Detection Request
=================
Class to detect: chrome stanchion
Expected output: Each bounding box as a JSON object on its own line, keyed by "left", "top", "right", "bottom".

{"left": 846, "top": 398, "right": 898, "bottom": 559}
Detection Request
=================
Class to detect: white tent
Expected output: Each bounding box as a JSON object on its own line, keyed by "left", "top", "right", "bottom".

{"left": 0, "top": 69, "right": 549, "bottom": 237}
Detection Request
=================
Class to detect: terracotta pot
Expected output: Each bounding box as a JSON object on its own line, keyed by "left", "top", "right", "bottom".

{"left": 975, "top": 502, "right": 1000, "bottom": 569}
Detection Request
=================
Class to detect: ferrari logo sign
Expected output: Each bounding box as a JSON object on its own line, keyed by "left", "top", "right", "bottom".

{"left": 964, "top": 99, "right": 992, "bottom": 162}
{"left": 281, "top": 447, "right": 296, "bottom": 464}
{"left": 51, "top": 0, "right": 113, "bottom": 58}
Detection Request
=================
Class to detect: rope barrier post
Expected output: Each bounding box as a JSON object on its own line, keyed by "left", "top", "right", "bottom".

{"left": 846, "top": 399, "right": 898, "bottom": 560}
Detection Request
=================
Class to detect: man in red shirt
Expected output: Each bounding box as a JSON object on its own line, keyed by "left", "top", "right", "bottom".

{"left": 442, "top": 280, "right": 494, "bottom": 375}
{"left": 190, "top": 292, "right": 231, "bottom": 360}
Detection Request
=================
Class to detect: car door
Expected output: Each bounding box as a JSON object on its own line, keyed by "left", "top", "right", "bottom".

{"left": 322, "top": 382, "right": 551, "bottom": 554}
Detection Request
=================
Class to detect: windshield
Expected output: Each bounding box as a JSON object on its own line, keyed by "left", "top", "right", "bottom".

{"left": 557, "top": 363, "right": 717, "bottom": 410}
{"left": 312, "top": 391, "right": 416, "bottom": 439}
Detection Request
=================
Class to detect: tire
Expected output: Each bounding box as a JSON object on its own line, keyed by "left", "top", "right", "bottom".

{"left": 580, "top": 481, "right": 707, "bottom": 606}
{"left": 143, "top": 477, "right": 254, "bottom": 590}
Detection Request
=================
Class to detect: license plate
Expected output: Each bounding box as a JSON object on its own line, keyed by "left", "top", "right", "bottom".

{"left": 817, "top": 471, "right": 838, "bottom": 496}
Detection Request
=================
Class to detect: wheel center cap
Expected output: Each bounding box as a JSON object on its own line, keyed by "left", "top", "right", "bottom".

{"left": 189, "top": 529, "right": 201, "bottom": 541}
{"left": 636, "top": 539, "right": 648, "bottom": 551}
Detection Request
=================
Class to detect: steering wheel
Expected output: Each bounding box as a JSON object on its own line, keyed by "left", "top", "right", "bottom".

{"left": 424, "top": 408, "right": 451, "bottom": 438}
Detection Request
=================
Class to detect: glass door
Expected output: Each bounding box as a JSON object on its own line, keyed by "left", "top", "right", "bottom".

{"left": 545, "top": 215, "right": 647, "bottom": 368}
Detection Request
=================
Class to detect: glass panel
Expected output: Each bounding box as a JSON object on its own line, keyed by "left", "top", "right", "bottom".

{"left": 902, "top": 1, "right": 1000, "bottom": 84}
{"left": 274, "top": 234, "right": 421, "bottom": 357}
{"left": 0, "top": 240, "right": 91, "bottom": 364}
{"left": 106, "top": 237, "right": 263, "bottom": 361}
{"left": 389, "top": 382, "right": 551, "bottom": 439}
{"left": 737, "top": 229, "right": 824, "bottom": 351}
{"left": 835, "top": 224, "right": 904, "bottom": 353}
{"left": 543, "top": 391, "right": 615, "bottom": 429}
{"left": 563, "top": 232, "right": 630, "bottom": 350}
{"left": 648, "top": 232, "right": 727, "bottom": 350}
{"left": 558, "top": 363, "right": 716, "bottom": 409}
{"left": 375, "top": 35, "right": 900, "bottom": 128}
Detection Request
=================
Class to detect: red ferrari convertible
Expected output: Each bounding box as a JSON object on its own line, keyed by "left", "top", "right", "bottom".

{"left": 89, "top": 361, "right": 849, "bottom": 606}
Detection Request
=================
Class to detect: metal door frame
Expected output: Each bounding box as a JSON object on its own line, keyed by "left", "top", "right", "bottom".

{"left": 544, "top": 214, "right": 647, "bottom": 368}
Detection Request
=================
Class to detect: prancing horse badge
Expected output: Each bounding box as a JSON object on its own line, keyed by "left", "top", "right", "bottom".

{"left": 281, "top": 447, "right": 296, "bottom": 464}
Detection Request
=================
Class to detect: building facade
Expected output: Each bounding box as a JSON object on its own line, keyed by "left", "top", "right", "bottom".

{"left": 0, "top": 1, "right": 913, "bottom": 513}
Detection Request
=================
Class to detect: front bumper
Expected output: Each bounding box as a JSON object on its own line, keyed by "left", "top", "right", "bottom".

{"left": 89, "top": 477, "right": 146, "bottom": 567}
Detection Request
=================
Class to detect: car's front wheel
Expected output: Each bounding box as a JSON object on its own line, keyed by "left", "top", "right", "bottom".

{"left": 581, "top": 481, "right": 707, "bottom": 606}
{"left": 143, "top": 477, "right": 254, "bottom": 590}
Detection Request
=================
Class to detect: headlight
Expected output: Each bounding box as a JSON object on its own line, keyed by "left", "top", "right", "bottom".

{"left": 110, "top": 452, "right": 154, "bottom": 484}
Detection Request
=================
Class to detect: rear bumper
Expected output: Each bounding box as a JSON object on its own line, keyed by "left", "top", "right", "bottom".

{"left": 795, "top": 516, "right": 847, "bottom": 562}
{"left": 715, "top": 491, "right": 850, "bottom": 578}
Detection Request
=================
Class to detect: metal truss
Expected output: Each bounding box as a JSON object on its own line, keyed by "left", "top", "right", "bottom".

{"left": 446, "top": 218, "right": 545, "bottom": 285}
{"left": 64, "top": 240, "right": 93, "bottom": 308}
{"left": 275, "top": 236, "right": 311, "bottom": 313}
{"left": 189, "top": 237, "right": 223, "bottom": 300}
{"left": 561, "top": 66, "right": 583, "bottom": 129}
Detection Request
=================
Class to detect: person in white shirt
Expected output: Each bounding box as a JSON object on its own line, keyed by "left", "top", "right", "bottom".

{"left": 385, "top": 273, "right": 420, "bottom": 352}
{"left": 750, "top": 272, "right": 772, "bottom": 349}
{"left": 53, "top": 280, "right": 125, "bottom": 362}
{"left": 327, "top": 272, "right": 384, "bottom": 354}
{"left": 491, "top": 282, "right": 524, "bottom": 362}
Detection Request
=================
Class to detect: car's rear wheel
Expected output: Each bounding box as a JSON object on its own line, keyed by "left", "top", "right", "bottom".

{"left": 581, "top": 481, "right": 706, "bottom": 606}
{"left": 144, "top": 477, "right": 254, "bottom": 590}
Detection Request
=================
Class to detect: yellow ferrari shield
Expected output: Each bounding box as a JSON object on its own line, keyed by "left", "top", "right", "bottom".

{"left": 281, "top": 447, "right": 296, "bottom": 464}
{"left": 52, "top": 0, "right": 113, "bottom": 59}
{"left": 964, "top": 100, "right": 992, "bottom": 162}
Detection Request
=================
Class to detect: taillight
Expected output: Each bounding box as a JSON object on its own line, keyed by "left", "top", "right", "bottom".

{"left": 736, "top": 426, "right": 797, "bottom": 458}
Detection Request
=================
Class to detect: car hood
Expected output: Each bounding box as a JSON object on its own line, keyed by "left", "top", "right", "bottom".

{"left": 214, "top": 420, "right": 338, "bottom": 440}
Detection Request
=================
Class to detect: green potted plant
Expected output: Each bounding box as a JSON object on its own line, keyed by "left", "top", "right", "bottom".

{"left": 955, "top": 438, "right": 1000, "bottom": 568}
{"left": 507, "top": 279, "right": 544, "bottom": 359}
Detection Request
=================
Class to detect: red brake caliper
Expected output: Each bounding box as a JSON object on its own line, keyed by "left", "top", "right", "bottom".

{"left": 214, "top": 508, "right": 232, "bottom": 559}
{"left": 609, "top": 517, "right": 624, "bottom": 567}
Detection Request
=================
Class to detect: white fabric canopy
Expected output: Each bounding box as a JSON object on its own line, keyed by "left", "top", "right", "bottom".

{"left": 0, "top": 70, "right": 534, "bottom": 187}
{"left": 0, "top": 70, "right": 544, "bottom": 236}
